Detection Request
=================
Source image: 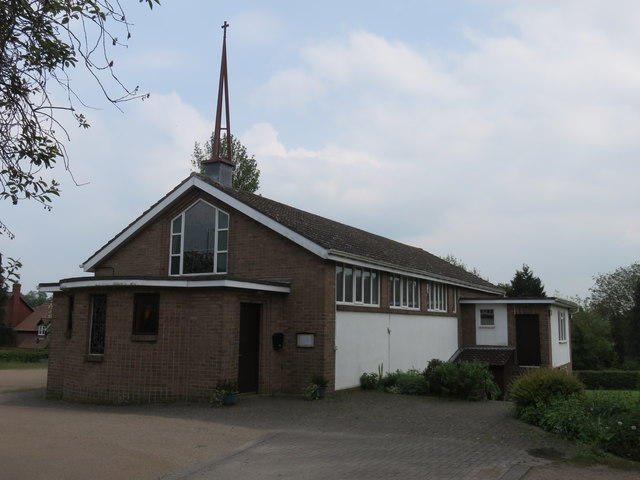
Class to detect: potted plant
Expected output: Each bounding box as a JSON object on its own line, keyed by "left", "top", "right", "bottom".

{"left": 211, "top": 379, "right": 238, "bottom": 406}
{"left": 311, "top": 374, "right": 328, "bottom": 399}
{"left": 303, "top": 382, "right": 319, "bottom": 400}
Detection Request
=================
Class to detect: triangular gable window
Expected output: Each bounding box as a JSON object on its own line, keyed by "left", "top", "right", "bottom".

{"left": 170, "top": 200, "right": 229, "bottom": 275}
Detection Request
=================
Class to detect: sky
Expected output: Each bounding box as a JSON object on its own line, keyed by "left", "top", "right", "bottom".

{"left": 2, "top": 0, "right": 640, "bottom": 299}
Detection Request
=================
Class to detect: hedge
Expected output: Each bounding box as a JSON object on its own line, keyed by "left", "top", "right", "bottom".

{"left": 0, "top": 348, "right": 48, "bottom": 363}
{"left": 575, "top": 370, "right": 640, "bottom": 390}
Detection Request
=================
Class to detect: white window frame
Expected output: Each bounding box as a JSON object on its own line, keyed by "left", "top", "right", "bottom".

{"left": 336, "top": 263, "right": 379, "bottom": 306}
{"left": 558, "top": 311, "right": 567, "bottom": 343}
{"left": 479, "top": 309, "right": 495, "bottom": 327}
{"left": 428, "top": 282, "right": 448, "bottom": 312}
{"left": 37, "top": 324, "right": 46, "bottom": 336}
{"left": 169, "top": 200, "right": 229, "bottom": 276}
{"left": 390, "top": 275, "right": 420, "bottom": 310}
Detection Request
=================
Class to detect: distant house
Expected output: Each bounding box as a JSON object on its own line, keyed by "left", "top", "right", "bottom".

{"left": 4, "top": 283, "right": 33, "bottom": 330}
{"left": 13, "top": 304, "right": 51, "bottom": 349}
{"left": 41, "top": 168, "right": 574, "bottom": 404}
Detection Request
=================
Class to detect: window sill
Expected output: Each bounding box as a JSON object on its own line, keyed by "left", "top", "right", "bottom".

{"left": 559, "top": 340, "right": 568, "bottom": 344}
{"left": 427, "top": 309, "right": 448, "bottom": 313}
{"left": 336, "top": 302, "right": 379, "bottom": 308}
{"left": 131, "top": 334, "right": 158, "bottom": 343}
{"left": 390, "top": 306, "right": 420, "bottom": 311}
{"left": 85, "top": 355, "right": 104, "bottom": 363}
{"left": 478, "top": 325, "right": 495, "bottom": 328}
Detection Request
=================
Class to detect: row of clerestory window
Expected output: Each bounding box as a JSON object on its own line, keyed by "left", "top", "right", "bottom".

{"left": 335, "top": 264, "right": 451, "bottom": 312}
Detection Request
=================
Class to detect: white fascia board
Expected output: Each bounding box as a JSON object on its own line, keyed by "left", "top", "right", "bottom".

{"left": 327, "top": 251, "right": 503, "bottom": 295}
{"left": 459, "top": 298, "right": 563, "bottom": 305}
{"left": 38, "top": 284, "right": 62, "bottom": 293}
{"left": 56, "top": 278, "right": 290, "bottom": 293}
{"left": 82, "top": 176, "right": 328, "bottom": 272}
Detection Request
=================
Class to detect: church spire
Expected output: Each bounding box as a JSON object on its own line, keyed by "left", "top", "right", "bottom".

{"left": 202, "top": 21, "right": 234, "bottom": 186}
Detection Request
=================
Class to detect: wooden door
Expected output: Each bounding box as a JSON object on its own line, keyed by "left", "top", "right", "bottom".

{"left": 516, "top": 314, "right": 541, "bottom": 366}
{"left": 238, "top": 303, "right": 261, "bottom": 393}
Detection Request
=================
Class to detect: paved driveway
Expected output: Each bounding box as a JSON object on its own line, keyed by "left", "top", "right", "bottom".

{"left": 0, "top": 369, "right": 636, "bottom": 480}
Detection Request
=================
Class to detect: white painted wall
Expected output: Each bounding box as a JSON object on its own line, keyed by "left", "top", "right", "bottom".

{"left": 550, "top": 306, "right": 571, "bottom": 367}
{"left": 334, "top": 310, "right": 458, "bottom": 390}
{"left": 475, "top": 304, "right": 508, "bottom": 346}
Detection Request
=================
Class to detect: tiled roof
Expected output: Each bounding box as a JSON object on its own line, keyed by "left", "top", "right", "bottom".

{"left": 450, "top": 346, "right": 516, "bottom": 366}
{"left": 80, "top": 173, "right": 502, "bottom": 293}
{"left": 205, "top": 175, "right": 501, "bottom": 292}
{"left": 14, "top": 304, "right": 51, "bottom": 332}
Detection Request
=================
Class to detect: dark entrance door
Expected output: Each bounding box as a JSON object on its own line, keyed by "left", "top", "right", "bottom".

{"left": 516, "top": 314, "right": 541, "bottom": 366}
{"left": 238, "top": 303, "right": 261, "bottom": 393}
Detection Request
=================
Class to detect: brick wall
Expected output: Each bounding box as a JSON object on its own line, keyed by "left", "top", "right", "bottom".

{"left": 50, "top": 188, "right": 337, "bottom": 402}
{"left": 47, "top": 286, "right": 292, "bottom": 403}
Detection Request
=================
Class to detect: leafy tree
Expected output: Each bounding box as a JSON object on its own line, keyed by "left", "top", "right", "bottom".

{"left": 571, "top": 309, "right": 614, "bottom": 370}
{"left": 1, "top": 0, "right": 159, "bottom": 239}
{"left": 626, "top": 277, "right": 640, "bottom": 362}
{"left": 191, "top": 133, "right": 261, "bottom": 193}
{"left": 0, "top": 255, "right": 20, "bottom": 346}
{"left": 503, "top": 264, "right": 546, "bottom": 298}
{"left": 442, "top": 254, "right": 486, "bottom": 280}
{"left": 23, "top": 290, "right": 51, "bottom": 308}
{"left": 589, "top": 263, "right": 640, "bottom": 365}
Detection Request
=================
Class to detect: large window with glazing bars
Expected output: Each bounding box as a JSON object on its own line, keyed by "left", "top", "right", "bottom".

{"left": 428, "top": 282, "right": 448, "bottom": 312}
{"left": 170, "top": 200, "right": 229, "bottom": 275}
{"left": 336, "top": 264, "right": 379, "bottom": 305}
{"left": 390, "top": 275, "right": 420, "bottom": 309}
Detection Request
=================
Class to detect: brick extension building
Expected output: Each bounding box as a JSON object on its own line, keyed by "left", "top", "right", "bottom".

{"left": 41, "top": 170, "right": 573, "bottom": 404}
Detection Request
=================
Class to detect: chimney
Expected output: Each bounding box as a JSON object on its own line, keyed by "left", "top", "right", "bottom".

{"left": 202, "top": 21, "right": 235, "bottom": 187}
{"left": 7, "top": 283, "right": 22, "bottom": 328}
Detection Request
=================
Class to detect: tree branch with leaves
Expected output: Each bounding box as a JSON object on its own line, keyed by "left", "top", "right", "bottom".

{"left": 191, "top": 133, "right": 261, "bottom": 193}
{"left": 0, "top": 0, "right": 160, "bottom": 235}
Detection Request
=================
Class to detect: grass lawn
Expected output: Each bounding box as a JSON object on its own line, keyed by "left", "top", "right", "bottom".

{"left": 586, "top": 389, "right": 640, "bottom": 402}
{"left": 0, "top": 361, "right": 48, "bottom": 370}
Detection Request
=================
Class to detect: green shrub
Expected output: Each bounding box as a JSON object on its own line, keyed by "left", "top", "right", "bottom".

{"left": 535, "top": 395, "right": 599, "bottom": 441}
{"left": 380, "top": 370, "right": 400, "bottom": 390}
{"left": 509, "top": 368, "right": 584, "bottom": 414}
{"left": 426, "top": 361, "right": 499, "bottom": 400}
{"left": 601, "top": 409, "right": 640, "bottom": 461}
{"left": 359, "top": 372, "right": 379, "bottom": 390}
{"left": 576, "top": 370, "right": 640, "bottom": 390}
{"left": 586, "top": 390, "right": 640, "bottom": 418}
{"left": 515, "top": 384, "right": 640, "bottom": 461}
{"left": 395, "top": 370, "right": 428, "bottom": 395}
{"left": 423, "top": 358, "right": 444, "bottom": 393}
{"left": 0, "top": 348, "right": 48, "bottom": 363}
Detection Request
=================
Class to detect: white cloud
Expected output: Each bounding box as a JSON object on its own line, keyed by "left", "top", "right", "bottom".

{"left": 245, "top": 4, "right": 640, "bottom": 295}
{"left": 231, "top": 10, "right": 283, "bottom": 46}
{"left": 1, "top": 92, "right": 210, "bottom": 290}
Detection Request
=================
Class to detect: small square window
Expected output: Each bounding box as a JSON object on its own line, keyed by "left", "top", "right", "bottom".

{"left": 480, "top": 309, "right": 495, "bottom": 327}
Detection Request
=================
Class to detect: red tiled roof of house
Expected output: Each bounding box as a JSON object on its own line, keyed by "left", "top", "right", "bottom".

{"left": 14, "top": 304, "right": 51, "bottom": 332}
